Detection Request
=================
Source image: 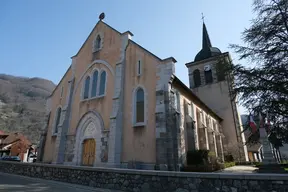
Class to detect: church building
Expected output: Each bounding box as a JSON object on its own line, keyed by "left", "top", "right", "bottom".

{"left": 38, "top": 14, "right": 248, "bottom": 170}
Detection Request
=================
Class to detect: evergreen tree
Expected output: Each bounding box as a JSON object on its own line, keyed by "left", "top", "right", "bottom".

{"left": 230, "top": 0, "right": 288, "bottom": 143}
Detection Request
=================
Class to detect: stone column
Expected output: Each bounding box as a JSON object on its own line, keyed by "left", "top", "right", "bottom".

{"left": 213, "top": 133, "right": 218, "bottom": 157}
{"left": 208, "top": 129, "right": 215, "bottom": 154}
{"left": 54, "top": 77, "right": 75, "bottom": 164}
{"left": 108, "top": 32, "right": 131, "bottom": 167}
{"left": 37, "top": 112, "right": 50, "bottom": 162}
{"left": 204, "top": 128, "right": 209, "bottom": 150}
{"left": 155, "top": 58, "right": 176, "bottom": 171}
{"left": 198, "top": 127, "right": 206, "bottom": 150}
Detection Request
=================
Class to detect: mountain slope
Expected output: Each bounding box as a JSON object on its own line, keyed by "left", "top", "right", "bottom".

{"left": 0, "top": 74, "right": 56, "bottom": 144}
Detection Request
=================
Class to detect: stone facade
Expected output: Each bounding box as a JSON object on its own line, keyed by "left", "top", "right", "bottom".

{"left": 1, "top": 161, "right": 288, "bottom": 192}
{"left": 155, "top": 58, "right": 178, "bottom": 171}
{"left": 186, "top": 53, "right": 248, "bottom": 161}
{"left": 171, "top": 77, "right": 225, "bottom": 163}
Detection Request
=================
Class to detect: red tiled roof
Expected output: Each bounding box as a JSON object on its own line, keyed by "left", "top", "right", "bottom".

{"left": 2, "top": 132, "right": 32, "bottom": 147}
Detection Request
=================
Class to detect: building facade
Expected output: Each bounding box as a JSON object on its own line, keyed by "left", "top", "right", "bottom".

{"left": 0, "top": 132, "right": 32, "bottom": 162}
{"left": 186, "top": 23, "right": 248, "bottom": 161}
{"left": 39, "top": 16, "right": 247, "bottom": 170}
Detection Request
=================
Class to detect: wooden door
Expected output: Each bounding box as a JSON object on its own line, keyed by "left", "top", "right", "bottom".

{"left": 88, "top": 139, "right": 96, "bottom": 165}
{"left": 82, "top": 139, "right": 96, "bottom": 166}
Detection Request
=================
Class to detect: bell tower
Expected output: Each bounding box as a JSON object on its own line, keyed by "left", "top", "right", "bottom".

{"left": 186, "top": 22, "right": 248, "bottom": 161}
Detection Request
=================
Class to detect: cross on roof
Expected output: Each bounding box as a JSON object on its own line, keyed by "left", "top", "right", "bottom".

{"left": 201, "top": 13, "right": 205, "bottom": 22}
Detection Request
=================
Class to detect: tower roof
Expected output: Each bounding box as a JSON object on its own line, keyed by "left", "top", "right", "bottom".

{"left": 194, "top": 22, "right": 222, "bottom": 62}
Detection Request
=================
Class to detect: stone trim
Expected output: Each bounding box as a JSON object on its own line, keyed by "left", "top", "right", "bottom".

{"left": 72, "top": 110, "right": 106, "bottom": 166}
{"left": 74, "top": 110, "right": 106, "bottom": 133}
{"left": 120, "top": 162, "right": 155, "bottom": 170}
{"left": 92, "top": 32, "right": 104, "bottom": 53}
{"left": 107, "top": 32, "right": 130, "bottom": 167}
{"left": 51, "top": 105, "right": 62, "bottom": 136}
{"left": 71, "top": 57, "right": 76, "bottom": 77}
{"left": 79, "top": 66, "right": 109, "bottom": 101}
{"left": 2, "top": 161, "right": 288, "bottom": 180}
{"left": 155, "top": 59, "right": 177, "bottom": 170}
{"left": 73, "top": 59, "right": 114, "bottom": 103}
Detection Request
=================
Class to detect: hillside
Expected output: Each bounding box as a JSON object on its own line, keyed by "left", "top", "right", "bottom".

{"left": 0, "top": 74, "right": 56, "bottom": 144}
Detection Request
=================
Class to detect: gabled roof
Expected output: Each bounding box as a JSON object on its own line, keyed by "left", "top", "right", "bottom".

{"left": 47, "top": 65, "right": 71, "bottom": 99}
{"left": 48, "top": 20, "right": 177, "bottom": 99}
{"left": 129, "top": 40, "right": 177, "bottom": 63}
{"left": 171, "top": 75, "right": 222, "bottom": 121}
{"left": 71, "top": 21, "right": 123, "bottom": 58}
{"left": 1, "top": 132, "right": 32, "bottom": 146}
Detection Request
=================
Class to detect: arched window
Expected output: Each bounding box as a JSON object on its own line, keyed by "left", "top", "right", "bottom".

{"left": 193, "top": 69, "right": 201, "bottom": 87}
{"left": 83, "top": 76, "right": 90, "bottom": 99}
{"left": 135, "top": 88, "right": 145, "bottom": 123}
{"left": 216, "top": 61, "right": 226, "bottom": 81}
{"left": 91, "top": 70, "right": 98, "bottom": 97}
{"left": 96, "top": 35, "right": 101, "bottom": 50}
{"left": 99, "top": 71, "right": 106, "bottom": 96}
{"left": 54, "top": 107, "right": 62, "bottom": 134}
{"left": 205, "top": 70, "right": 213, "bottom": 84}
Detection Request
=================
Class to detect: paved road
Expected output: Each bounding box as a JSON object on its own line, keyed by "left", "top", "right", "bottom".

{"left": 0, "top": 172, "right": 121, "bottom": 192}
{"left": 218, "top": 165, "right": 258, "bottom": 173}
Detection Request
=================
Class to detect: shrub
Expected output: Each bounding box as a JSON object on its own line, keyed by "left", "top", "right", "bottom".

{"left": 186, "top": 150, "right": 209, "bottom": 165}
{"left": 224, "top": 161, "right": 236, "bottom": 168}
{"left": 182, "top": 163, "right": 224, "bottom": 172}
{"left": 0, "top": 93, "right": 10, "bottom": 103}
{"left": 253, "top": 162, "right": 262, "bottom": 167}
{"left": 235, "top": 161, "right": 253, "bottom": 166}
{"left": 224, "top": 154, "right": 234, "bottom": 162}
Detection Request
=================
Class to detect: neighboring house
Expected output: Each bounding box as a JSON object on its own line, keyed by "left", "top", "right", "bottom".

{"left": 0, "top": 132, "right": 32, "bottom": 162}
{"left": 39, "top": 15, "right": 247, "bottom": 170}
{"left": 0, "top": 131, "right": 9, "bottom": 157}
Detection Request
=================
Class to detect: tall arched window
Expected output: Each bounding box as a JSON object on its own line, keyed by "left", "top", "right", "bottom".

{"left": 83, "top": 76, "right": 90, "bottom": 99}
{"left": 135, "top": 88, "right": 145, "bottom": 123}
{"left": 54, "top": 107, "right": 62, "bottom": 134}
{"left": 91, "top": 70, "right": 98, "bottom": 97}
{"left": 205, "top": 70, "right": 213, "bottom": 84}
{"left": 96, "top": 35, "right": 101, "bottom": 50}
{"left": 99, "top": 71, "right": 106, "bottom": 96}
{"left": 193, "top": 69, "right": 201, "bottom": 87}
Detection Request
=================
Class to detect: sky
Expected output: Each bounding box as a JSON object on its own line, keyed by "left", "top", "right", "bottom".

{"left": 0, "top": 0, "right": 254, "bottom": 114}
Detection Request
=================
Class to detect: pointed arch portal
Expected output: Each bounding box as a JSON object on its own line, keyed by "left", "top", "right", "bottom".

{"left": 73, "top": 111, "right": 104, "bottom": 166}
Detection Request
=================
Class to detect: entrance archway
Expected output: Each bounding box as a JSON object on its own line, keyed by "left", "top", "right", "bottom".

{"left": 72, "top": 111, "right": 104, "bottom": 166}
{"left": 82, "top": 139, "right": 96, "bottom": 166}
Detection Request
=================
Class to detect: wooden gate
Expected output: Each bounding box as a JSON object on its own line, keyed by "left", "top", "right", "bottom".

{"left": 82, "top": 139, "right": 96, "bottom": 166}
